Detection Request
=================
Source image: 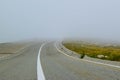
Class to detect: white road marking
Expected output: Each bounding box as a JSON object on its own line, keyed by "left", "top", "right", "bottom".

{"left": 54, "top": 42, "right": 120, "bottom": 69}
{"left": 37, "top": 43, "right": 46, "bottom": 80}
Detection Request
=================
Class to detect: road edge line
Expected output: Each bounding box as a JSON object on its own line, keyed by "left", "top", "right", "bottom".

{"left": 37, "top": 43, "right": 46, "bottom": 80}
{"left": 54, "top": 42, "right": 120, "bottom": 69}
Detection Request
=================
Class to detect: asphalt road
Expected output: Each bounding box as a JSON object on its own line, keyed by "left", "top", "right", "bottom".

{"left": 41, "top": 42, "right": 120, "bottom": 80}
{"left": 0, "top": 42, "right": 42, "bottom": 80}
{"left": 0, "top": 41, "right": 120, "bottom": 80}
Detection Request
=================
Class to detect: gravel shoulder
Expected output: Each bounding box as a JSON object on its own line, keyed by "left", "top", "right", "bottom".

{"left": 0, "top": 42, "right": 32, "bottom": 61}
{"left": 0, "top": 42, "right": 29, "bottom": 54}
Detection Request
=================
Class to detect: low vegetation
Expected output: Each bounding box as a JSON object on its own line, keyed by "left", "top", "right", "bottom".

{"left": 0, "top": 42, "right": 28, "bottom": 54}
{"left": 63, "top": 41, "right": 120, "bottom": 61}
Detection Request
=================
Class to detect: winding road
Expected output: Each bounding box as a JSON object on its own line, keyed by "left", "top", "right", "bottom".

{"left": 0, "top": 41, "right": 120, "bottom": 80}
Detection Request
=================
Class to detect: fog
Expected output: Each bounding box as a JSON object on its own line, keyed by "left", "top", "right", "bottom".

{"left": 0, "top": 0, "right": 120, "bottom": 42}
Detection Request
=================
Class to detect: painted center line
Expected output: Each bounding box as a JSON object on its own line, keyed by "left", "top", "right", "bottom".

{"left": 37, "top": 43, "right": 46, "bottom": 80}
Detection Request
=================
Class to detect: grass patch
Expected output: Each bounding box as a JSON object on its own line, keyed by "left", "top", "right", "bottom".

{"left": 63, "top": 41, "right": 120, "bottom": 61}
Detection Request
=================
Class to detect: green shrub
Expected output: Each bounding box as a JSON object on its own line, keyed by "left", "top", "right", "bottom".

{"left": 63, "top": 42, "right": 120, "bottom": 61}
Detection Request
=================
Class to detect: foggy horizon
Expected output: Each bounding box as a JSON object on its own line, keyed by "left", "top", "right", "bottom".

{"left": 0, "top": 0, "right": 120, "bottom": 42}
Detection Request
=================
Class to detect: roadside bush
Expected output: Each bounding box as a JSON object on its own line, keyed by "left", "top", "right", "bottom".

{"left": 63, "top": 42, "right": 120, "bottom": 61}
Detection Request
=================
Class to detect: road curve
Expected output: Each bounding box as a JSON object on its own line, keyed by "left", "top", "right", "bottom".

{"left": 0, "top": 42, "right": 42, "bottom": 80}
{"left": 40, "top": 42, "right": 120, "bottom": 80}
{"left": 0, "top": 41, "right": 120, "bottom": 80}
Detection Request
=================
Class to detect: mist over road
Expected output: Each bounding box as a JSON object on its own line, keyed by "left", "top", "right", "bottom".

{"left": 41, "top": 42, "right": 120, "bottom": 80}
{"left": 0, "top": 41, "right": 120, "bottom": 80}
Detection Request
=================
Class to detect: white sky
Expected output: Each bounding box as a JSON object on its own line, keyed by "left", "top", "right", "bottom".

{"left": 0, "top": 0, "right": 120, "bottom": 42}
